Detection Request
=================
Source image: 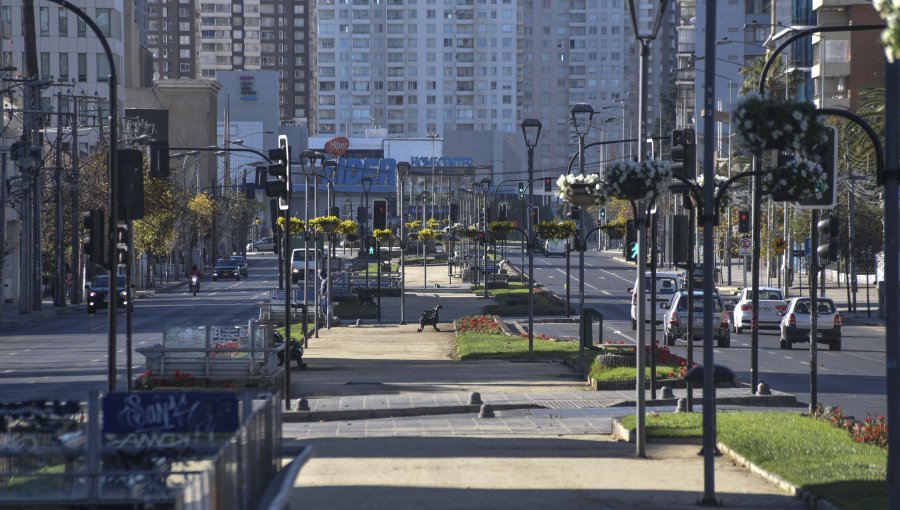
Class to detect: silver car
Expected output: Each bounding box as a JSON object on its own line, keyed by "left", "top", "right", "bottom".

{"left": 246, "top": 237, "right": 276, "bottom": 253}
{"left": 779, "top": 297, "right": 842, "bottom": 351}
{"left": 663, "top": 291, "right": 731, "bottom": 348}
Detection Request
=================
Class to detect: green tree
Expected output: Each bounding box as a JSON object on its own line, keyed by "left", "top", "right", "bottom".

{"left": 133, "top": 175, "right": 179, "bottom": 259}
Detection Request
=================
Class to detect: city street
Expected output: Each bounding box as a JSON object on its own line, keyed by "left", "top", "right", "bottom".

{"left": 0, "top": 256, "right": 281, "bottom": 400}
{"left": 522, "top": 249, "right": 888, "bottom": 420}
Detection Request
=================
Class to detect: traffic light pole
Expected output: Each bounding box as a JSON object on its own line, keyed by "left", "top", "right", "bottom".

{"left": 809, "top": 209, "right": 819, "bottom": 415}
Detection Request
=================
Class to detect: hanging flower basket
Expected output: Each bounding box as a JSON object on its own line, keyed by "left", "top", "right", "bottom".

{"left": 337, "top": 219, "right": 359, "bottom": 236}
{"left": 691, "top": 174, "right": 732, "bottom": 211}
{"left": 603, "top": 159, "right": 672, "bottom": 202}
{"left": 372, "top": 228, "right": 393, "bottom": 243}
{"left": 488, "top": 220, "right": 515, "bottom": 239}
{"left": 875, "top": 0, "right": 900, "bottom": 62}
{"left": 417, "top": 228, "right": 437, "bottom": 242}
{"left": 764, "top": 157, "right": 829, "bottom": 201}
{"left": 534, "top": 220, "right": 577, "bottom": 241}
{"left": 733, "top": 93, "right": 829, "bottom": 157}
{"left": 308, "top": 215, "right": 341, "bottom": 233}
{"left": 460, "top": 226, "right": 480, "bottom": 240}
{"left": 557, "top": 174, "right": 607, "bottom": 207}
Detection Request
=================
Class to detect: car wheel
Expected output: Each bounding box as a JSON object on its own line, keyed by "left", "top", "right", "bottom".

{"left": 779, "top": 337, "right": 787, "bottom": 349}
{"left": 87, "top": 306, "right": 96, "bottom": 315}
{"left": 829, "top": 339, "right": 841, "bottom": 351}
{"left": 213, "top": 277, "right": 218, "bottom": 282}
{"left": 717, "top": 336, "right": 730, "bottom": 348}
{"left": 735, "top": 326, "right": 743, "bottom": 335}
{"left": 784, "top": 338, "right": 793, "bottom": 349}
{"left": 631, "top": 318, "right": 636, "bottom": 330}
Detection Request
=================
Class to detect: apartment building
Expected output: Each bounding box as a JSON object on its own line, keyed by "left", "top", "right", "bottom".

{"left": 145, "top": 0, "right": 315, "bottom": 125}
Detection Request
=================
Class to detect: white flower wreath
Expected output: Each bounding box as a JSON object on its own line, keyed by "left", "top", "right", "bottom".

{"left": 556, "top": 173, "right": 607, "bottom": 206}
{"left": 733, "top": 93, "right": 828, "bottom": 157}
{"left": 691, "top": 174, "right": 732, "bottom": 209}
{"left": 875, "top": 0, "right": 900, "bottom": 62}
{"left": 764, "top": 157, "right": 829, "bottom": 200}
{"left": 603, "top": 159, "right": 672, "bottom": 202}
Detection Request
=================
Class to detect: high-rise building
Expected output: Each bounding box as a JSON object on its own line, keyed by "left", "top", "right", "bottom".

{"left": 145, "top": 0, "right": 315, "bottom": 125}
{"left": 314, "top": 0, "right": 518, "bottom": 138}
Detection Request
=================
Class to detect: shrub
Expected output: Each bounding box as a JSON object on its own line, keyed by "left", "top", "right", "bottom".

{"left": 455, "top": 315, "right": 502, "bottom": 335}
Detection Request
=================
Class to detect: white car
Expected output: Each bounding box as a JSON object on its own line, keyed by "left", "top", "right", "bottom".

{"left": 732, "top": 286, "right": 787, "bottom": 334}
{"left": 544, "top": 239, "right": 567, "bottom": 257}
{"left": 246, "top": 237, "right": 276, "bottom": 253}
{"left": 779, "top": 297, "right": 842, "bottom": 350}
{"left": 629, "top": 271, "right": 681, "bottom": 330}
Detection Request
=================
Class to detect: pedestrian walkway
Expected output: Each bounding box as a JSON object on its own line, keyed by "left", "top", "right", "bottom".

{"left": 284, "top": 263, "right": 807, "bottom": 509}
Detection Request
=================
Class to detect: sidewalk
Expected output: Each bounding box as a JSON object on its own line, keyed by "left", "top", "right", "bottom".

{"left": 285, "top": 263, "right": 806, "bottom": 509}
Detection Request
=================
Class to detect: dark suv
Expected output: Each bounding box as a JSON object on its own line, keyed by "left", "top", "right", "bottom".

{"left": 662, "top": 290, "right": 730, "bottom": 348}
{"left": 86, "top": 275, "right": 132, "bottom": 314}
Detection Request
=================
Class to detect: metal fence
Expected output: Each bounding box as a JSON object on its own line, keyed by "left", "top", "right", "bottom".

{"left": 0, "top": 391, "right": 283, "bottom": 509}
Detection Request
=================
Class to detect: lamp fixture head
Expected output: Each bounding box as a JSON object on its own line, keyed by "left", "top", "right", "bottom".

{"left": 571, "top": 103, "right": 595, "bottom": 136}
{"left": 521, "top": 118, "right": 543, "bottom": 148}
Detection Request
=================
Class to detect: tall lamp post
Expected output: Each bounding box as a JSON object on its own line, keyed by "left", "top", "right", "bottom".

{"left": 480, "top": 178, "right": 492, "bottom": 299}
{"left": 427, "top": 132, "right": 439, "bottom": 221}
{"left": 571, "top": 103, "right": 594, "bottom": 317}
{"left": 361, "top": 176, "right": 373, "bottom": 289}
{"left": 521, "top": 119, "right": 542, "bottom": 358}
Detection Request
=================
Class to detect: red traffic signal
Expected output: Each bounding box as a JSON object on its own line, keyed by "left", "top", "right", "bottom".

{"left": 373, "top": 199, "right": 387, "bottom": 230}
{"left": 738, "top": 210, "right": 750, "bottom": 233}
{"left": 543, "top": 178, "right": 552, "bottom": 192}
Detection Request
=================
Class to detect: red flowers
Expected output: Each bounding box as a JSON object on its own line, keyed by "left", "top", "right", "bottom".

{"left": 456, "top": 315, "right": 502, "bottom": 335}
{"left": 813, "top": 405, "right": 889, "bottom": 448}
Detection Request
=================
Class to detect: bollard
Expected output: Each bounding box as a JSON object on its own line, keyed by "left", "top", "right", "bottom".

{"left": 676, "top": 398, "right": 689, "bottom": 413}
{"left": 478, "top": 404, "right": 495, "bottom": 418}
{"left": 468, "top": 392, "right": 482, "bottom": 405}
{"left": 660, "top": 386, "right": 674, "bottom": 399}
{"left": 296, "top": 398, "right": 310, "bottom": 411}
{"left": 756, "top": 381, "right": 771, "bottom": 395}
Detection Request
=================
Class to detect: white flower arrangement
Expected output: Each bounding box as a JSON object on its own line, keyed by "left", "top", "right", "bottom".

{"left": 875, "top": 0, "right": 900, "bottom": 62}
{"left": 556, "top": 173, "right": 607, "bottom": 206}
{"left": 764, "top": 157, "right": 829, "bottom": 201}
{"left": 603, "top": 159, "right": 672, "bottom": 202}
{"left": 691, "top": 174, "right": 732, "bottom": 210}
{"left": 733, "top": 93, "right": 829, "bottom": 157}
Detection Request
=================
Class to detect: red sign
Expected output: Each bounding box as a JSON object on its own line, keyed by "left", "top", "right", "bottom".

{"left": 324, "top": 137, "right": 350, "bottom": 157}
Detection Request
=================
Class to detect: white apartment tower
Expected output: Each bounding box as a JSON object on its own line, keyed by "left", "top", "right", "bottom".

{"left": 315, "top": 0, "right": 519, "bottom": 137}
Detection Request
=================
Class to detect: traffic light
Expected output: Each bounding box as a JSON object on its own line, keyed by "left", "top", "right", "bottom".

{"left": 82, "top": 209, "right": 108, "bottom": 269}
{"left": 356, "top": 206, "right": 367, "bottom": 223}
{"left": 245, "top": 182, "right": 255, "bottom": 200}
{"left": 573, "top": 227, "right": 582, "bottom": 251}
{"left": 817, "top": 215, "right": 840, "bottom": 266}
{"left": 449, "top": 203, "right": 459, "bottom": 222}
{"left": 517, "top": 181, "right": 525, "bottom": 199}
{"left": 599, "top": 208, "right": 606, "bottom": 222}
{"left": 498, "top": 202, "right": 508, "bottom": 221}
{"left": 115, "top": 224, "right": 129, "bottom": 265}
{"left": 738, "top": 210, "right": 750, "bottom": 233}
{"left": 566, "top": 207, "right": 581, "bottom": 221}
{"left": 543, "top": 178, "right": 552, "bottom": 192}
{"left": 266, "top": 135, "right": 291, "bottom": 210}
{"left": 478, "top": 212, "right": 485, "bottom": 227}
{"left": 624, "top": 220, "right": 637, "bottom": 262}
{"left": 683, "top": 128, "right": 696, "bottom": 179}
{"left": 373, "top": 200, "right": 387, "bottom": 230}
{"left": 365, "top": 236, "right": 378, "bottom": 259}
{"left": 529, "top": 206, "right": 539, "bottom": 226}
{"left": 797, "top": 126, "right": 837, "bottom": 209}
{"left": 671, "top": 129, "right": 685, "bottom": 179}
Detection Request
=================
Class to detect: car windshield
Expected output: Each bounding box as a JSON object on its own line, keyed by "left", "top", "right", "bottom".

{"left": 215, "top": 259, "right": 236, "bottom": 267}
{"left": 230, "top": 256, "right": 246, "bottom": 264}
{"left": 676, "top": 294, "right": 722, "bottom": 312}
{"left": 793, "top": 300, "right": 835, "bottom": 314}
{"left": 746, "top": 290, "right": 784, "bottom": 300}
{"left": 92, "top": 275, "right": 126, "bottom": 288}
{"left": 292, "top": 250, "right": 310, "bottom": 261}
{"left": 645, "top": 277, "right": 678, "bottom": 294}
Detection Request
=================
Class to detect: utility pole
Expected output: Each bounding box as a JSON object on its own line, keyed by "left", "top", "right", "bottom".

{"left": 70, "top": 99, "right": 81, "bottom": 304}
{"left": 54, "top": 91, "right": 65, "bottom": 306}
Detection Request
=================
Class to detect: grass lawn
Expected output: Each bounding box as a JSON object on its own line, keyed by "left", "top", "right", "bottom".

{"left": 364, "top": 262, "right": 399, "bottom": 272}
{"left": 619, "top": 411, "right": 887, "bottom": 510}
{"left": 472, "top": 283, "right": 567, "bottom": 316}
{"left": 587, "top": 363, "right": 681, "bottom": 382}
{"left": 456, "top": 332, "right": 579, "bottom": 360}
{"left": 275, "top": 321, "right": 316, "bottom": 339}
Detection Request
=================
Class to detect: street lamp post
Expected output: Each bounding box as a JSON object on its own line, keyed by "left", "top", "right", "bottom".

{"left": 522, "top": 119, "right": 542, "bottom": 358}
{"left": 480, "top": 178, "right": 491, "bottom": 299}
{"left": 397, "top": 162, "right": 411, "bottom": 324}
{"left": 427, "top": 132, "right": 439, "bottom": 222}
{"left": 572, "top": 103, "right": 594, "bottom": 317}
{"left": 362, "top": 176, "right": 373, "bottom": 289}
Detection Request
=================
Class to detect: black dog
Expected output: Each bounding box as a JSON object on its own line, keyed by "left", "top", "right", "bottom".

{"left": 417, "top": 305, "right": 443, "bottom": 332}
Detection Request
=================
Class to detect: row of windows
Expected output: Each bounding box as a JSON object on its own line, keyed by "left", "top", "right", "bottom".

{"left": 1, "top": 6, "right": 120, "bottom": 40}
{"left": 11, "top": 50, "right": 122, "bottom": 83}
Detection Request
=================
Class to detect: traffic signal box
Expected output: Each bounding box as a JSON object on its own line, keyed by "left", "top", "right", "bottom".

{"left": 738, "top": 210, "right": 750, "bottom": 233}
{"left": 517, "top": 181, "right": 525, "bottom": 199}
{"left": 529, "top": 206, "right": 539, "bottom": 227}
{"left": 624, "top": 220, "right": 637, "bottom": 262}
{"left": 543, "top": 178, "right": 552, "bottom": 192}
{"left": 670, "top": 128, "right": 696, "bottom": 180}
{"left": 498, "top": 203, "right": 508, "bottom": 221}
{"left": 817, "top": 214, "right": 840, "bottom": 265}
{"left": 373, "top": 200, "right": 387, "bottom": 230}
{"left": 83, "top": 209, "right": 108, "bottom": 269}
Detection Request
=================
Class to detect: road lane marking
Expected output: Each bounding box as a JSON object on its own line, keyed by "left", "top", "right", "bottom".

{"left": 586, "top": 283, "right": 597, "bottom": 290}
{"left": 91, "top": 359, "right": 102, "bottom": 363}
{"left": 784, "top": 356, "right": 792, "bottom": 360}
{"left": 601, "top": 290, "right": 611, "bottom": 296}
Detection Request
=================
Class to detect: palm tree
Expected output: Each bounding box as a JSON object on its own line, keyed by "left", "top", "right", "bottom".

{"left": 738, "top": 55, "right": 804, "bottom": 99}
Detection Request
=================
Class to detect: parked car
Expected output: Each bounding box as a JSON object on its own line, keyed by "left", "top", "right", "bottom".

{"left": 86, "top": 274, "right": 132, "bottom": 314}
{"left": 628, "top": 271, "right": 681, "bottom": 330}
{"left": 246, "top": 237, "right": 276, "bottom": 253}
{"left": 779, "top": 297, "right": 842, "bottom": 350}
{"left": 212, "top": 259, "right": 241, "bottom": 281}
{"left": 663, "top": 291, "right": 730, "bottom": 348}
{"left": 544, "top": 239, "right": 567, "bottom": 257}
{"left": 229, "top": 255, "right": 248, "bottom": 277}
{"left": 732, "top": 286, "right": 787, "bottom": 334}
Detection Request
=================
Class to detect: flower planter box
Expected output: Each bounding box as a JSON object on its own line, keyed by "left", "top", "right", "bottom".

{"left": 590, "top": 378, "right": 736, "bottom": 391}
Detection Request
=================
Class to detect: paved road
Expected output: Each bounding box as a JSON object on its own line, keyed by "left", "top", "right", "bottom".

{"left": 0, "top": 256, "right": 280, "bottom": 400}
{"left": 521, "top": 249, "right": 888, "bottom": 420}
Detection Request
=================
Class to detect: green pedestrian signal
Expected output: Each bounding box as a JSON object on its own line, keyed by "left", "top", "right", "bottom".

{"left": 599, "top": 208, "right": 606, "bottom": 220}
{"left": 368, "top": 246, "right": 375, "bottom": 255}
{"left": 626, "top": 241, "right": 639, "bottom": 262}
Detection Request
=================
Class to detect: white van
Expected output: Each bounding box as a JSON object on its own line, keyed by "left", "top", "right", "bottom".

{"left": 544, "top": 239, "right": 567, "bottom": 257}
{"left": 628, "top": 271, "right": 681, "bottom": 329}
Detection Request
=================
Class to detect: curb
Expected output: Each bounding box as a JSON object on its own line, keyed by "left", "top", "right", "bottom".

{"left": 283, "top": 402, "right": 541, "bottom": 422}
{"left": 610, "top": 418, "right": 841, "bottom": 510}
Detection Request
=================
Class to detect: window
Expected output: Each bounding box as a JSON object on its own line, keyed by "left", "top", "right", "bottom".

{"left": 40, "top": 52, "right": 50, "bottom": 78}
{"left": 58, "top": 8, "right": 67, "bottom": 37}
{"left": 97, "top": 53, "right": 110, "bottom": 80}
{"left": 77, "top": 53, "right": 87, "bottom": 81}
{"left": 96, "top": 8, "right": 111, "bottom": 37}
{"left": 40, "top": 8, "right": 49, "bottom": 36}
{"left": 58, "top": 53, "right": 68, "bottom": 81}
{"left": 77, "top": 18, "right": 86, "bottom": 37}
